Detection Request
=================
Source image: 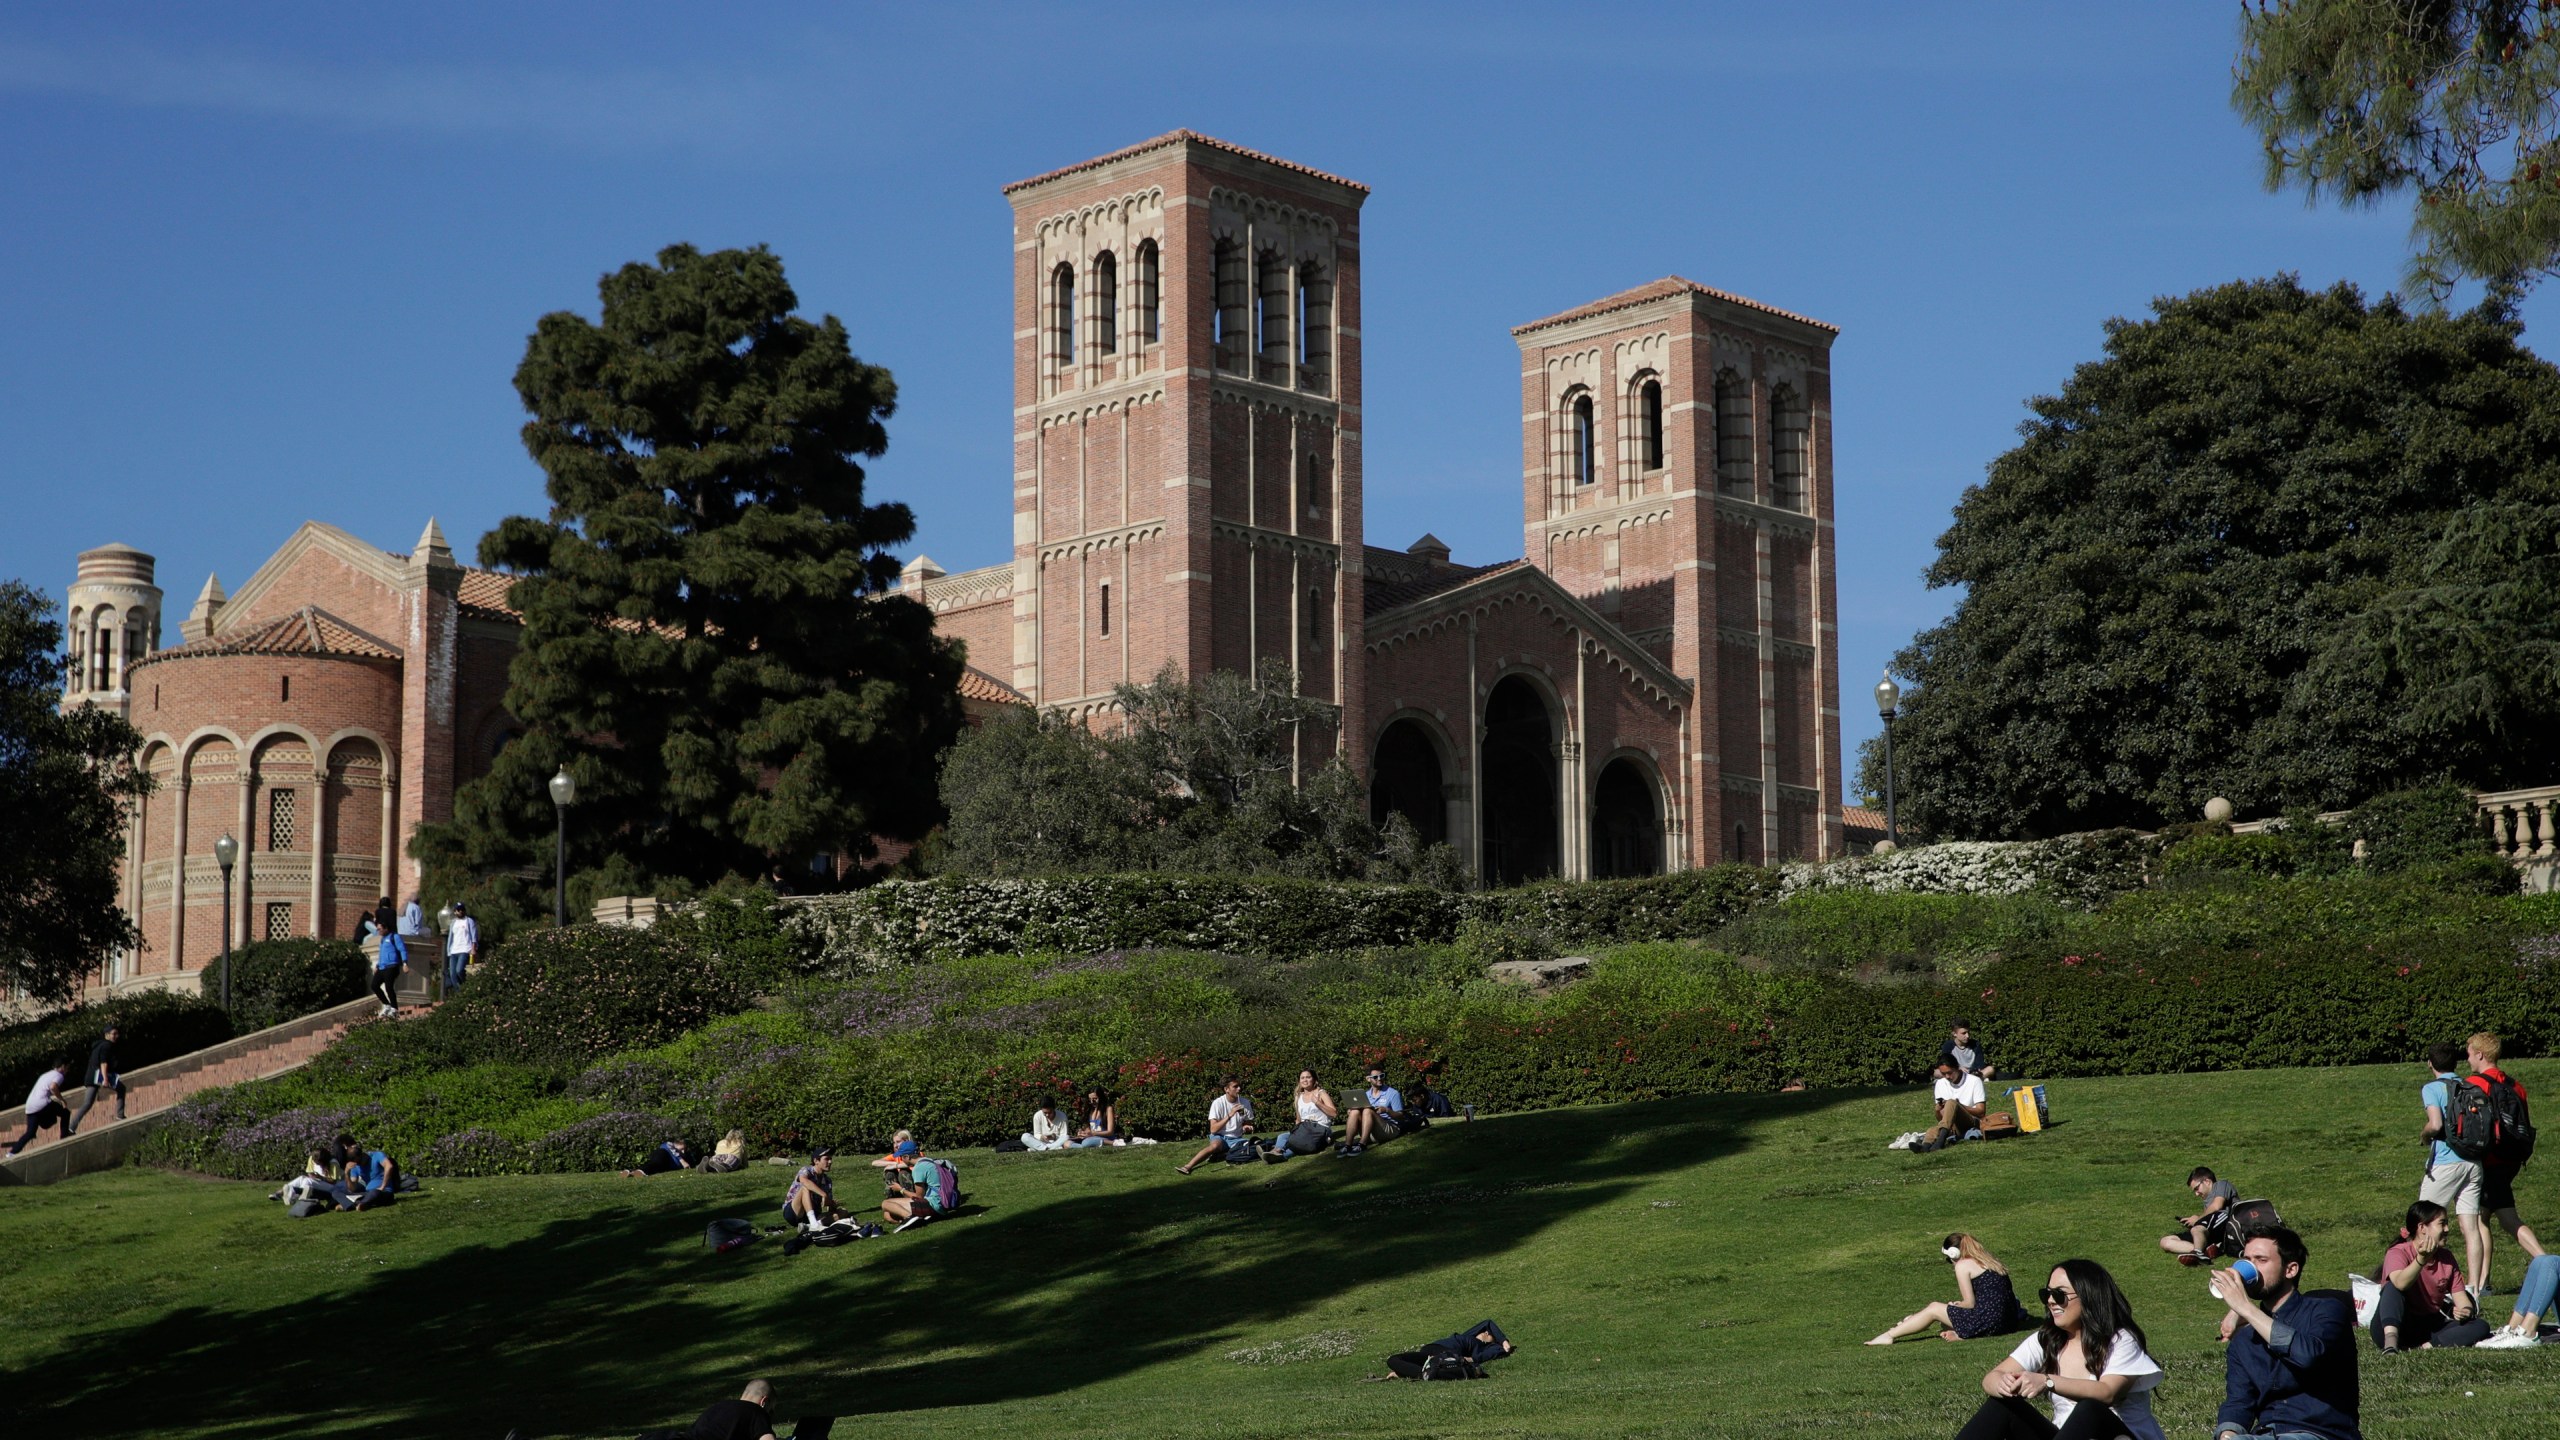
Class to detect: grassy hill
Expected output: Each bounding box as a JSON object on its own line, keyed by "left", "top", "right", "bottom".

{"left": 5, "top": 1060, "right": 2556, "bottom": 1438}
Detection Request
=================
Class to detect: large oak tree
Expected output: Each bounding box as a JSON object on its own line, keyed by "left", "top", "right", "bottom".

{"left": 415, "top": 245, "right": 964, "bottom": 924}
{"left": 1864, "top": 276, "right": 2560, "bottom": 839}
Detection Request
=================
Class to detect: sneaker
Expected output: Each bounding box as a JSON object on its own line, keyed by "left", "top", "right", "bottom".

{"left": 2177, "top": 1253, "right": 2210, "bottom": 1268}
{"left": 2477, "top": 1329, "right": 2539, "bottom": 1350}
{"left": 895, "top": 1213, "right": 930, "bottom": 1233}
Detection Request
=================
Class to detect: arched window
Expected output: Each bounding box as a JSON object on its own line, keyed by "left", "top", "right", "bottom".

{"left": 1133, "top": 240, "right": 1161, "bottom": 347}
{"left": 1255, "top": 249, "right": 1291, "bottom": 380}
{"left": 1714, "top": 369, "right": 1753, "bottom": 496}
{"left": 1296, "top": 261, "right": 1332, "bottom": 388}
{"left": 1641, "top": 377, "right": 1665, "bottom": 470}
{"left": 1769, "top": 383, "right": 1808, "bottom": 511}
{"left": 1091, "top": 251, "right": 1117, "bottom": 357}
{"left": 1574, "top": 393, "right": 1597, "bottom": 486}
{"left": 1213, "top": 240, "right": 1248, "bottom": 370}
{"left": 1049, "top": 262, "right": 1076, "bottom": 365}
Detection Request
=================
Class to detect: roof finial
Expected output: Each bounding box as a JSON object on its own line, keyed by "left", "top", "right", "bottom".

{"left": 414, "top": 517, "right": 457, "bottom": 570}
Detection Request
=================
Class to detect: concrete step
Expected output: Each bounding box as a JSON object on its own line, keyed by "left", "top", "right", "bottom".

{"left": 3, "top": 997, "right": 434, "bottom": 1184}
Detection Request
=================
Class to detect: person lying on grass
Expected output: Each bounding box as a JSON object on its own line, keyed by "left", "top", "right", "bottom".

{"left": 623, "top": 1138, "right": 693, "bottom": 1177}
{"left": 2160, "top": 1166, "right": 2237, "bottom": 1265}
{"left": 1870, "top": 1233, "right": 2025, "bottom": 1345}
{"left": 783, "top": 1148, "right": 846, "bottom": 1231}
{"left": 1956, "top": 1259, "right": 2166, "bottom": 1440}
{"left": 2478, "top": 1251, "right": 2559, "bottom": 1347}
{"left": 1177, "top": 1077, "right": 1257, "bottom": 1174}
{"left": 2370, "top": 1199, "right": 2487, "bottom": 1353}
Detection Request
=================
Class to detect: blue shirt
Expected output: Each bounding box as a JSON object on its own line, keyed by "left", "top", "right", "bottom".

{"left": 1368, "top": 1085, "right": 1404, "bottom": 1115}
{"left": 348, "top": 1150, "right": 394, "bottom": 1195}
{"left": 2423, "top": 1074, "right": 2464, "bottom": 1168}
{"left": 2216, "top": 1289, "right": 2361, "bottom": 1440}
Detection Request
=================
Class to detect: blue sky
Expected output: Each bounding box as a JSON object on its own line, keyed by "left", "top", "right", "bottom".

{"left": 4, "top": 4, "right": 2548, "bottom": 768}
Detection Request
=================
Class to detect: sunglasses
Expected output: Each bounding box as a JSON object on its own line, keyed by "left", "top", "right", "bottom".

{"left": 2038, "top": 1287, "right": 2077, "bottom": 1307}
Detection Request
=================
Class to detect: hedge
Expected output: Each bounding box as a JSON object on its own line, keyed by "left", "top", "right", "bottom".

{"left": 0, "top": 990, "right": 233, "bottom": 1099}
{"left": 783, "top": 835, "right": 2165, "bottom": 975}
{"left": 204, "top": 937, "right": 372, "bottom": 1033}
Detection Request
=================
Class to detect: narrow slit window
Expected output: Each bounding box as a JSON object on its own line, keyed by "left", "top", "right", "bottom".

{"left": 1641, "top": 378, "right": 1664, "bottom": 470}
{"left": 1049, "top": 262, "right": 1077, "bottom": 365}
{"left": 1133, "top": 240, "right": 1161, "bottom": 345}
{"left": 1098, "top": 581, "right": 1111, "bottom": 638}
{"left": 1574, "top": 394, "right": 1596, "bottom": 486}
{"left": 280, "top": 674, "right": 290, "bottom": 701}
{"left": 1092, "top": 251, "right": 1117, "bottom": 356}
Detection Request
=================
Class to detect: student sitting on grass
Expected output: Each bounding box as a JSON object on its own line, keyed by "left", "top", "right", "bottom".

{"left": 783, "top": 1148, "right": 845, "bottom": 1231}
{"left": 1267, "top": 1068, "right": 1339, "bottom": 1158}
{"left": 2478, "top": 1251, "right": 2559, "bottom": 1348}
{"left": 2370, "top": 1200, "right": 2488, "bottom": 1352}
{"left": 1870, "top": 1233, "right": 2025, "bottom": 1345}
{"left": 881, "top": 1141, "right": 955, "bottom": 1231}
{"left": 2159, "top": 1167, "right": 2238, "bottom": 1265}
{"left": 622, "top": 1137, "right": 693, "bottom": 1177}
{"left": 1917, "top": 1059, "right": 1987, "bottom": 1152}
{"left": 1075, "top": 1087, "right": 1120, "bottom": 1145}
{"left": 1956, "top": 1259, "right": 2165, "bottom": 1440}
{"left": 1178, "top": 1077, "right": 1258, "bottom": 1173}
{"left": 2211, "top": 1226, "right": 2360, "bottom": 1440}
{"left": 334, "top": 1137, "right": 398, "bottom": 1210}
{"left": 1022, "top": 1095, "right": 1084, "bottom": 1151}
{"left": 1338, "top": 1069, "right": 1405, "bottom": 1157}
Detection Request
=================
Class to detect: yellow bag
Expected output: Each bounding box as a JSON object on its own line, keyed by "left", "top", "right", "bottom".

{"left": 2008, "top": 1085, "right": 2051, "bottom": 1133}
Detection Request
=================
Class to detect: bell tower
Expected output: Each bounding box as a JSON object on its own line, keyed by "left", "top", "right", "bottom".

{"left": 1003, "top": 131, "right": 1368, "bottom": 756}
{"left": 62, "top": 542, "right": 164, "bottom": 721}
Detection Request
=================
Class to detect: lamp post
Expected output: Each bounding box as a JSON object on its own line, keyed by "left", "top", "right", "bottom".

{"left": 213, "top": 832, "right": 240, "bottom": 1011}
{"left": 434, "top": 903, "right": 454, "bottom": 1002}
{"left": 1873, "top": 674, "right": 1902, "bottom": 848}
{"left": 548, "top": 766, "right": 577, "bottom": 927}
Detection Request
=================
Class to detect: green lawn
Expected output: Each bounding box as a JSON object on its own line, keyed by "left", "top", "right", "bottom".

{"left": 4, "top": 1061, "right": 2557, "bottom": 1438}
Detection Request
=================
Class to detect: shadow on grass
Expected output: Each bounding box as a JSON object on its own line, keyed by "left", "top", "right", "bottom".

{"left": 10, "top": 1087, "right": 1881, "bottom": 1437}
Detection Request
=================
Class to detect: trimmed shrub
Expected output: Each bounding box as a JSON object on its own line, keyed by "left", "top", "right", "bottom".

{"left": 651, "top": 881, "right": 816, "bottom": 988}
{"left": 2162, "top": 832, "right": 2300, "bottom": 879}
{"left": 443, "top": 924, "right": 762, "bottom": 1064}
{"left": 1709, "top": 891, "right": 2066, "bottom": 976}
{"left": 1779, "top": 830, "right": 2161, "bottom": 908}
{"left": 529, "top": 1111, "right": 700, "bottom": 1174}
{"left": 204, "top": 937, "right": 372, "bottom": 1033}
{"left": 0, "top": 990, "right": 233, "bottom": 1098}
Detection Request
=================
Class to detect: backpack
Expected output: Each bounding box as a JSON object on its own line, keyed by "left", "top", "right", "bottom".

{"left": 286, "top": 1195, "right": 333, "bottom": 1219}
{"left": 916, "top": 1157, "right": 961, "bottom": 1209}
{"left": 2445, "top": 1078, "right": 2504, "bottom": 1162}
{"left": 1419, "top": 1088, "right": 1458, "bottom": 1119}
{"left": 2462, "top": 1073, "right": 2536, "bottom": 1164}
{"left": 1222, "top": 1137, "right": 1265, "bottom": 1165}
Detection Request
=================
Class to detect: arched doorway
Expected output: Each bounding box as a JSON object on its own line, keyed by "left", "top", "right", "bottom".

{"left": 1591, "top": 759, "right": 1662, "bottom": 878}
{"left": 1481, "top": 677, "right": 1557, "bottom": 885}
{"left": 1369, "top": 719, "right": 1447, "bottom": 845}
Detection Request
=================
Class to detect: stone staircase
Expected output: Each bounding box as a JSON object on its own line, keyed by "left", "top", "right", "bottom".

{"left": 0, "top": 996, "right": 403, "bottom": 1186}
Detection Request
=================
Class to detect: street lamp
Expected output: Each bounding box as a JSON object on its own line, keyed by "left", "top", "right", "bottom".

{"left": 434, "top": 903, "right": 455, "bottom": 1002}
{"left": 548, "top": 766, "right": 577, "bottom": 927}
{"left": 1873, "top": 674, "right": 1902, "bottom": 848}
{"left": 212, "top": 832, "right": 240, "bottom": 1011}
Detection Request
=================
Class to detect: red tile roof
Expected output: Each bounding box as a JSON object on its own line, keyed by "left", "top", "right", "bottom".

{"left": 1512, "top": 276, "right": 1837, "bottom": 337}
{"left": 456, "top": 568, "right": 520, "bottom": 621}
{"left": 1004, "top": 129, "right": 1369, "bottom": 196}
{"left": 959, "top": 665, "right": 1028, "bottom": 706}
{"left": 1842, "top": 806, "right": 1888, "bottom": 837}
{"left": 148, "top": 606, "right": 400, "bottom": 664}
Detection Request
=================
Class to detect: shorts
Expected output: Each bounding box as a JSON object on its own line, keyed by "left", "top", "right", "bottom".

{"left": 1372, "top": 1114, "right": 1403, "bottom": 1140}
{"left": 2482, "top": 1163, "right": 2523, "bottom": 1214}
{"left": 2421, "top": 1160, "right": 2483, "bottom": 1216}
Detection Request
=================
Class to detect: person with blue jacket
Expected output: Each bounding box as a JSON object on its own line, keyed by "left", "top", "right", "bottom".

{"left": 2211, "top": 1226, "right": 2360, "bottom": 1440}
{"left": 334, "top": 1135, "right": 399, "bottom": 1211}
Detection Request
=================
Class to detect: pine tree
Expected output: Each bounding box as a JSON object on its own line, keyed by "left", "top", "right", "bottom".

{"left": 414, "top": 245, "right": 965, "bottom": 924}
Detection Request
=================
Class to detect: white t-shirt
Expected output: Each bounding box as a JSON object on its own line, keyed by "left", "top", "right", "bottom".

{"left": 1935, "top": 1073, "right": 1986, "bottom": 1108}
{"left": 2007, "top": 1331, "right": 2165, "bottom": 1440}
{"left": 25, "top": 1068, "right": 66, "bottom": 1111}
{"left": 1208, "top": 1095, "right": 1253, "bottom": 1137}
{"left": 446, "top": 915, "right": 478, "bottom": 957}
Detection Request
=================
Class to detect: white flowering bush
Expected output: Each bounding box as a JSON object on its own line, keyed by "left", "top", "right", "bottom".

{"left": 1779, "top": 829, "right": 2160, "bottom": 909}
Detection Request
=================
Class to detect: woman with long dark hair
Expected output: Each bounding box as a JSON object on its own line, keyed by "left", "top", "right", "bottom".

{"left": 1870, "top": 1234, "right": 2025, "bottom": 1345}
{"left": 1954, "top": 1258, "right": 2165, "bottom": 1440}
{"left": 2371, "top": 1199, "right": 2489, "bottom": 1351}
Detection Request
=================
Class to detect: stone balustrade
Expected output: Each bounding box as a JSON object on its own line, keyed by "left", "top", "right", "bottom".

{"left": 2225, "top": 785, "right": 2560, "bottom": 892}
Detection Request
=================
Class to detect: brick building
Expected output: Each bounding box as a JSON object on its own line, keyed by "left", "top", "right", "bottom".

{"left": 59, "top": 129, "right": 1843, "bottom": 999}
{"left": 905, "top": 131, "right": 1845, "bottom": 882}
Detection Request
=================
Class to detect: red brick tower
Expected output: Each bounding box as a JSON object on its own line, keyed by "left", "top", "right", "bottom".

{"left": 1002, "top": 132, "right": 1368, "bottom": 759}
{"left": 1512, "top": 280, "right": 1843, "bottom": 864}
